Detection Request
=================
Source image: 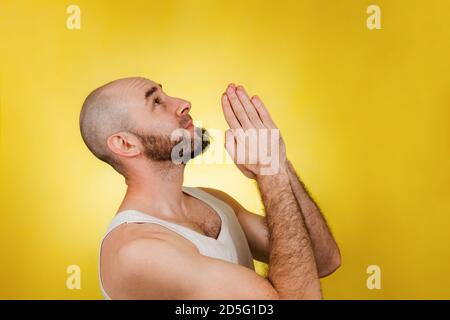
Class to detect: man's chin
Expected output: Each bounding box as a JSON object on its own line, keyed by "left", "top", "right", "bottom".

{"left": 168, "top": 126, "right": 210, "bottom": 164}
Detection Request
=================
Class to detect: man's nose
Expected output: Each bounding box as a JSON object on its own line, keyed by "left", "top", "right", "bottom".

{"left": 176, "top": 100, "right": 191, "bottom": 116}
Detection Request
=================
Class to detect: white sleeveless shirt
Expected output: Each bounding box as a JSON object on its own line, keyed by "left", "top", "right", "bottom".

{"left": 99, "top": 186, "right": 255, "bottom": 299}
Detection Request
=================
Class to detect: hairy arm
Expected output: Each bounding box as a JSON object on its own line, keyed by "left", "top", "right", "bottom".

{"left": 286, "top": 159, "right": 341, "bottom": 277}
{"left": 256, "top": 168, "right": 322, "bottom": 299}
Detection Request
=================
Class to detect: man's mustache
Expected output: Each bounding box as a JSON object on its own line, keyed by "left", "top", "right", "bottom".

{"left": 179, "top": 115, "right": 193, "bottom": 128}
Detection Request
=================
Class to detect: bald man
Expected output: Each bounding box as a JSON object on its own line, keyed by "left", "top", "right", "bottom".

{"left": 79, "top": 77, "right": 340, "bottom": 300}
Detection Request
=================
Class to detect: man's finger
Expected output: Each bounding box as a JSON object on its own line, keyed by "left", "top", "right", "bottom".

{"left": 251, "top": 95, "right": 277, "bottom": 129}
{"left": 221, "top": 93, "right": 241, "bottom": 129}
{"left": 236, "top": 85, "right": 265, "bottom": 129}
{"left": 224, "top": 129, "right": 236, "bottom": 162}
{"left": 226, "top": 84, "right": 253, "bottom": 129}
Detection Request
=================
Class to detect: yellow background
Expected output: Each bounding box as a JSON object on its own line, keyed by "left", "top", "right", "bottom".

{"left": 1, "top": 0, "right": 449, "bottom": 299}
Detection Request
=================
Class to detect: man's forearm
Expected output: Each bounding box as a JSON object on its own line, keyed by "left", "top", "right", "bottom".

{"left": 286, "top": 159, "right": 341, "bottom": 276}
{"left": 256, "top": 167, "right": 322, "bottom": 299}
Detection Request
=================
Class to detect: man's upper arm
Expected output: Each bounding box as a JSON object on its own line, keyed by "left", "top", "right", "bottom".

{"left": 200, "top": 187, "right": 270, "bottom": 263}
{"left": 113, "top": 238, "right": 278, "bottom": 300}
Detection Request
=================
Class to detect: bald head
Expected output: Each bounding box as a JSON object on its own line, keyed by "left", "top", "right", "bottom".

{"left": 79, "top": 77, "right": 146, "bottom": 175}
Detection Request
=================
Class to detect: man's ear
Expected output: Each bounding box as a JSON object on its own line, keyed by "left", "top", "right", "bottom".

{"left": 106, "top": 132, "right": 141, "bottom": 158}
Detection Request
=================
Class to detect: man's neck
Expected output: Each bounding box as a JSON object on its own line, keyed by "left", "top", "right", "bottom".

{"left": 118, "top": 161, "right": 190, "bottom": 220}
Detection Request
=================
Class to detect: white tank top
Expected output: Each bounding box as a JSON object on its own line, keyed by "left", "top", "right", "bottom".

{"left": 98, "top": 186, "right": 255, "bottom": 299}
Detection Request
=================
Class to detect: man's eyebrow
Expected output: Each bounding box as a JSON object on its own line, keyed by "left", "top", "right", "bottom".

{"left": 144, "top": 84, "right": 163, "bottom": 99}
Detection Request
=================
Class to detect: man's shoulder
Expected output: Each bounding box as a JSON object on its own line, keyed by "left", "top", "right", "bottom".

{"left": 103, "top": 221, "right": 199, "bottom": 256}
{"left": 101, "top": 224, "right": 199, "bottom": 281}
{"left": 100, "top": 224, "right": 201, "bottom": 299}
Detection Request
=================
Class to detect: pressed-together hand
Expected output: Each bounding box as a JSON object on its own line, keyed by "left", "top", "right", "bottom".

{"left": 221, "top": 83, "right": 287, "bottom": 179}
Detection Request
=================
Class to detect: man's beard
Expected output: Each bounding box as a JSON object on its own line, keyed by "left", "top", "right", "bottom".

{"left": 130, "top": 126, "right": 211, "bottom": 164}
